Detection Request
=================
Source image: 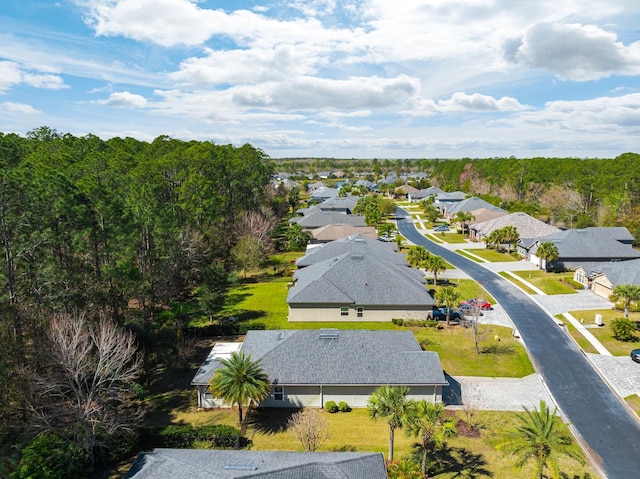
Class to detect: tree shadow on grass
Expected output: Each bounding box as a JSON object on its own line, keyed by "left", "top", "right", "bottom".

{"left": 481, "top": 343, "right": 515, "bottom": 355}
{"left": 246, "top": 408, "right": 300, "bottom": 435}
{"left": 429, "top": 444, "right": 494, "bottom": 478}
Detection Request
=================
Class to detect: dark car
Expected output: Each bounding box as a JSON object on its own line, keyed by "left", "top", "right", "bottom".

{"left": 631, "top": 349, "right": 640, "bottom": 363}
{"left": 431, "top": 307, "right": 460, "bottom": 321}
{"left": 433, "top": 225, "right": 450, "bottom": 232}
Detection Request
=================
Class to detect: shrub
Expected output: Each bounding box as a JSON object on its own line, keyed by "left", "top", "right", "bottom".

{"left": 12, "top": 433, "right": 90, "bottom": 479}
{"left": 338, "top": 401, "right": 351, "bottom": 412}
{"left": 391, "top": 318, "right": 404, "bottom": 326}
{"left": 426, "top": 320, "right": 438, "bottom": 328}
{"left": 611, "top": 317, "right": 638, "bottom": 341}
{"left": 156, "top": 424, "right": 244, "bottom": 449}
{"left": 325, "top": 401, "right": 339, "bottom": 413}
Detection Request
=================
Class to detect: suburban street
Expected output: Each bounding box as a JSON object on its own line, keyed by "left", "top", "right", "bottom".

{"left": 396, "top": 208, "right": 640, "bottom": 479}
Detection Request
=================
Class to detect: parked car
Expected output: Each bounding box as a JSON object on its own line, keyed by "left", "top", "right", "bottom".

{"left": 434, "top": 225, "right": 450, "bottom": 232}
{"left": 631, "top": 349, "right": 640, "bottom": 363}
{"left": 378, "top": 234, "right": 396, "bottom": 242}
{"left": 460, "top": 298, "right": 492, "bottom": 310}
{"left": 431, "top": 307, "right": 460, "bottom": 321}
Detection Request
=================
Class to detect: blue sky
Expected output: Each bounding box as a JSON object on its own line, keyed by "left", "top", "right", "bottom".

{"left": 1, "top": 0, "right": 640, "bottom": 158}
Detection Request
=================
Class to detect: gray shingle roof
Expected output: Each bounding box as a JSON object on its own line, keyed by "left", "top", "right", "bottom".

{"left": 291, "top": 210, "right": 367, "bottom": 229}
{"left": 594, "top": 259, "right": 640, "bottom": 286}
{"left": 470, "top": 212, "right": 560, "bottom": 239}
{"left": 318, "top": 196, "right": 359, "bottom": 212}
{"left": 297, "top": 235, "right": 404, "bottom": 268}
{"left": 310, "top": 224, "right": 378, "bottom": 242}
{"left": 446, "top": 197, "right": 502, "bottom": 215}
{"left": 532, "top": 227, "right": 640, "bottom": 260}
{"left": 241, "top": 330, "right": 447, "bottom": 386}
{"left": 125, "top": 449, "right": 387, "bottom": 479}
{"left": 287, "top": 253, "right": 432, "bottom": 306}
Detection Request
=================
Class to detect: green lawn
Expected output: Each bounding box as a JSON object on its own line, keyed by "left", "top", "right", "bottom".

{"left": 462, "top": 248, "right": 518, "bottom": 262}
{"left": 625, "top": 394, "right": 640, "bottom": 416}
{"left": 432, "top": 232, "right": 469, "bottom": 244}
{"left": 558, "top": 315, "right": 598, "bottom": 354}
{"left": 499, "top": 272, "right": 538, "bottom": 295}
{"left": 510, "top": 270, "right": 578, "bottom": 295}
{"left": 567, "top": 309, "right": 640, "bottom": 356}
{"left": 157, "top": 399, "right": 593, "bottom": 479}
{"left": 432, "top": 279, "right": 495, "bottom": 305}
{"left": 456, "top": 249, "right": 484, "bottom": 263}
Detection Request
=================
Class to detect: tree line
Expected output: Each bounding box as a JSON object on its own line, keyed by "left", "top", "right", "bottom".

{"left": 0, "top": 127, "right": 278, "bottom": 476}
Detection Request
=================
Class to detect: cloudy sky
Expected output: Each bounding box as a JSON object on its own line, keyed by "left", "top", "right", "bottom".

{"left": 1, "top": 0, "right": 640, "bottom": 158}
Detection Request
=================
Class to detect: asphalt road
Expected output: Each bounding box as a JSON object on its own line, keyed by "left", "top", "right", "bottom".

{"left": 396, "top": 208, "right": 640, "bottom": 479}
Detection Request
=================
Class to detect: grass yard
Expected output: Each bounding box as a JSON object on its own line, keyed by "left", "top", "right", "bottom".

{"left": 431, "top": 279, "right": 496, "bottom": 305}
{"left": 151, "top": 391, "right": 594, "bottom": 479}
{"left": 462, "top": 248, "right": 518, "bottom": 262}
{"left": 431, "top": 232, "right": 469, "bottom": 244}
{"left": 510, "top": 270, "right": 578, "bottom": 295}
{"left": 567, "top": 309, "right": 640, "bottom": 356}
{"left": 558, "top": 315, "right": 599, "bottom": 354}
{"left": 415, "top": 325, "right": 533, "bottom": 377}
{"left": 499, "top": 272, "right": 539, "bottom": 294}
{"left": 456, "top": 249, "right": 484, "bottom": 263}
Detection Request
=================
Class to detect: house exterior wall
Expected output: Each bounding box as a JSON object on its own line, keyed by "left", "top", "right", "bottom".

{"left": 197, "top": 384, "right": 443, "bottom": 410}
{"left": 288, "top": 304, "right": 432, "bottom": 322}
{"left": 573, "top": 267, "right": 590, "bottom": 289}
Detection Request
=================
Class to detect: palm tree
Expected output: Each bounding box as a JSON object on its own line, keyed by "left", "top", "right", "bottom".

{"left": 435, "top": 285, "right": 461, "bottom": 325}
{"left": 485, "top": 229, "right": 503, "bottom": 251}
{"left": 367, "top": 385, "right": 412, "bottom": 462}
{"left": 610, "top": 284, "right": 640, "bottom": 319}
{"left": 502, "top": 225, "right": 520, "bottom": 254}
{"left": 455, "top": 211, "right": 475, "bottom": 235}
{"left": 535, "top": 242, "right": 559, "bottom": 271}
{"left": 407, "top": 245, "right": 431, "bottom": 269}
{"left": 497, "top": 400, "right": 584, "bottom": 479}
{"left": 404, "top": 400, "right": 457, "bottom": 477}
{"left": 209, "top": 351, "right": 271, "bottom": 428}
{"left": 425, "top": 255, "right": 447, "bottom": 286}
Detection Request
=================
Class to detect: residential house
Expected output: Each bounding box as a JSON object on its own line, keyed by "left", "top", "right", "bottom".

{"left": 408, "top": 186, "right": 444, "bottom": 202}
{"left": 522, "top": 227, "right": 640, "bottom": 270}
{"left": 289, "top": 210, "right": 367, "bottom": 229}
{"left": 317, "top": 196, "right": 359, "bottom": 214}
{"left": 574, "top": 258, "right": 640, "bottom": 299}
{"left": 469, "top": 212, "right": 560, "bottom": 243}
{"left": 125, "top": 449, "right": 387, "bottom": 479}
{"left": 466, "top": 207, "right": 508, "bottom": 228}
{"left": 298, "top": 234, "right": 403, "bottom": 266}
{"left": 191, "top": 330, "right": 447, "bottom": 409}
{"left": 309, "top": 224, "right": 378, "bottom": 244}
{"left": 287, "top": 252, "right": 434, "bottom": 322}
{"left": 444, "top": 196, "right": 501, "bottom": 220}
{"left": 434, "top": 191, "right": 466, "bottom": 212}
{"left": 393, "top": 184, "right": 421, "bottom": 199}
{"left": 310, "top": 187, "right": 340, "bottom": 203}
{"left": 307, "top": 181, "right": 326, "bottom": 192}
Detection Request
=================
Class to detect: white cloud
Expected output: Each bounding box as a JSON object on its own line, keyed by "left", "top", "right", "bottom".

{"left": 0, "top": 62, "right": 22, "bottom": 92}
{"left": 1, "top": 102, "right": 41, "bottom": 114}
{"left": 515, "top": 23, "right": 640, "bottom": 80}
{"left": 97, "top": 91, "right": 148, "bottom": 108}
{"left": 435, "top": 92, "right": 530, "bottom": 113}
{"left": 23, "top": 73, "right": 68, "bottom": 89}
{"left": 231, "top": 74, "right": 419, "bottom": 110}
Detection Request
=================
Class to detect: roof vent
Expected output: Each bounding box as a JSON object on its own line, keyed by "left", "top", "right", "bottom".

{"left": 278, "top": 331, "right": 285, "bottom": 340}
{"left": 351, "top": 254, "right": 365, "bottom": 260}
{"left": 319, "top": 328, "right": 339, "bottom": 339}
{"left": 223, "top": 464, "right": 258, "bottom": 471}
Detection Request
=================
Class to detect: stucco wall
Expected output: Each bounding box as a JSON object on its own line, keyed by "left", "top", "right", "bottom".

{"left": 197, "top": 384, "right": 443, "bottom": 410}
{"left": 288, "top": 305, "right": 432, "bottom": 322}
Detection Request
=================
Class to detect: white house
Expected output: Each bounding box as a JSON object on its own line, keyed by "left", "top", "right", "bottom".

{"left": 191, "top": 330, "right": 447, "bottom": 410}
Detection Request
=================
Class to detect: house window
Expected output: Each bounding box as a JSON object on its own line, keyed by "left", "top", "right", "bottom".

{"left": 340, "top": 307, "right": 349, "bottom": 316}
{"left": 273, "top": 385, "right": 284, "bottom": 401}
{"left": 576, "top": 271, "right": 584, "bottom": 284}
{"left": 357, "top": 307, "right": 364, "bottom": 318}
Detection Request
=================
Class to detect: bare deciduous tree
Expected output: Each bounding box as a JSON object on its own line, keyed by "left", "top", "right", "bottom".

{"left": 287, "top": 408, "right": 329, "bottom": 452}
{"left": 29, "top": 311, "right": 142, "bottom": 466}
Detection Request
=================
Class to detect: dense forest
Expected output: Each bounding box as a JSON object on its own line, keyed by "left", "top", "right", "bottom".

{"left": 2, "top": 127, "right": 639, "bottom": 476}
{"left": 0, "top": 127, "right": 280, "bottom": 476}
